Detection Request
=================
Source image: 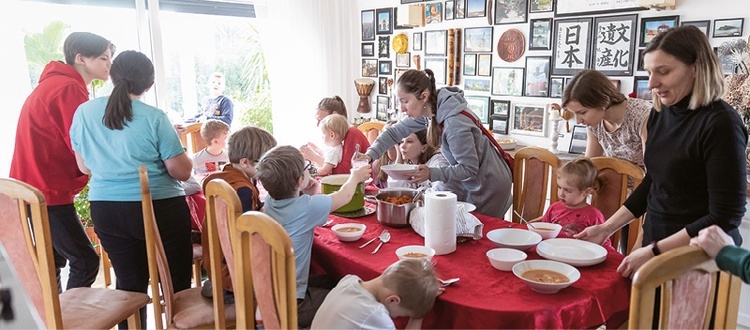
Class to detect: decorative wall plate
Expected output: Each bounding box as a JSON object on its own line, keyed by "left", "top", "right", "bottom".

{"left": 392, "top": 33, "right": 408, "bottom": 54}
{"left": 497, "top": 29, "right": 525, "bottom": 63}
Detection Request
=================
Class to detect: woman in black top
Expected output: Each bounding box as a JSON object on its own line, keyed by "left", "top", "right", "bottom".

{"left": 575, "top": 25, "right": 747, "bottom": 277}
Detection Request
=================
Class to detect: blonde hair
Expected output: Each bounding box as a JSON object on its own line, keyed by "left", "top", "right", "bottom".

{"left": 643, "top": 25, "right": 724, "bottom": 111}
{"left": 227, "top": 126, "right": 277, "bottom": 164}
{"left": 200, "top": 119, "right": 230, "bottom": 145}
{"left": 557, "top": 158, "right": 598, "bottom": 191}
{"left": 381, "top": 258, "right": 440, "bottom": 318}
{"left": 319, "top": 114, "right": 349, "bottom": 141}
{"left": 256, "top": 145, "right": 304, "bottom": 199}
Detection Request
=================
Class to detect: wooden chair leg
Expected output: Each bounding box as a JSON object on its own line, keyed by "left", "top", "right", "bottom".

{"left": 101, "top": 247, "right": 112, "bottom": 287}
{"left": 128, "top": 310, "right": 142, "bottom": 330}
{"left": 192, "top": 258, "right": 202, "bottom": 287}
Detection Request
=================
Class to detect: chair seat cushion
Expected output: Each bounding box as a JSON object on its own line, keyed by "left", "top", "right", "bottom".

{"left": 60, "top": 288, "right": 149, "bottom": 329}
{"left": 172, "top": 287, "right": 236, "bottom": 329}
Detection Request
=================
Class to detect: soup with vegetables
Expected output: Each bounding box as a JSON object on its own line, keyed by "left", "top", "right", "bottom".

{"left": 335, "top": 227, "right": 362, "bottom": 233}
{"left": 403, "top": 252, "right": 428, "bottom": 258}
{"left": 521, "top": 269, "right": 569, "bottom": 283}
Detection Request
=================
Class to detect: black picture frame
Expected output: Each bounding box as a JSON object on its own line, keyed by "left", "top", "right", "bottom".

{"left": 455, "top": 0, "right": 466, "bottom": 19}
{"left": 466, "top": 95, "right": 490, "bottom": 124}
{"left": 568, "top": 125, "right": 587, "bottom": 154}
{"left": 424, "top": 30, "right": 448, "bottom": 56}
{"left": 379, "top": 61, "right": 393, "bottom": 75}
{"left": 494, "top": 0, "right": 527, "bottom": 25}
{"left": 413, "top": 32, "right": 423, "bottom": 51}
{"left": 592, "top": 14, "right": 637, "bottom": 76}
{"left": 551, "top": 17, "right": 593, "bottom": 76}
{"left": 491, "top": 67, "right": 525, "bottom": 96}
{"left": 362, "top": 59, "right": 378, "bottom": 77}
{"left": 376, "top": 8, "right": 394, "bottom": 35}
{"left": 396, "top": 53, "right": 411, "bottom": 68}
{"left": 464, "top": 27, "right": 493, "bottom": 53}
{"left": 376, "top": 96, "right": 390, "bottom": 121}
{"left": 681, "top": 20, "right": 710, "bottom": 37}
{"left": 490, "top": 115, "right": 509, "bottom": 135}
{"left": 555, "top": 1, "right": 645, "bottom": 18}
{"left": 491, "top": 99, "right": 510, "bottom": 116}
{"left": 362, "top": 10, "right": 376, "bottom": 41}
{"left": 361, "top": 43, "right": 375, "bottom": 57}
{"left": 379, "top": 77, "right": 388, "bottom": 95}
{"left": 401, "top": 0, "right": 425, "bottom": 3}
{"left": 637, "top": 48, "right": 645, "bottom": 71}
{"left": 529, "top": 18, "right": 553, "bottom": 51}
{"left": 529, "top": 0, "right": 554, "bottom": 13}
{"left": 549, "top": 77, "right": 564, "bottom": 98}
{"left": 713, "top": 18, "right": 744, "bottom": 38}
{"left": 639, "top": 15, "right": 680, "bottom": 47}
{"left": 477, "top": 54, "right": 492, "bottom": 76}
{"left": 524, "top": 56, "right": 551, "bottom": 97}
{"left": 378, "top": 36, "right": 391, "bottom": 58}
{"left": 393, "top": 7, "right": 415, "bottom": 30}
{"left": 464, "top": 53, "right": 477, "bottom": 76}
{"left": 466, "top": 0, "right": 486, "bottom": 18}
{"left": 633, "top": 76, "right": 651, "bottom": 101}
{"left": 444, "top": 0, "right": 455, "bottom": 20}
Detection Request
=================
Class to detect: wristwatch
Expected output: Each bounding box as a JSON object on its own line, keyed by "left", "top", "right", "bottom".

{"left": 650, "top": 241, "right": 661, "bottom": 256}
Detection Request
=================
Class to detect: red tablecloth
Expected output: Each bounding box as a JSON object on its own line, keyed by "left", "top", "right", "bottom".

{"left": 311, "top": 208, "right": 631, "bottom": 329}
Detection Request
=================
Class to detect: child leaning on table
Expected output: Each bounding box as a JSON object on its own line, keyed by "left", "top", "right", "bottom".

{"left": 256, "top": 145, "right": 371, "bottom": 328}
{"left": 314, "top": 113, "right": 349, "bottom": 176}
{"left": 311, "top": 258, "right": 441, "bottom": 330}
{"left": 537, "top": 158, "right": 612, "bottom": 248}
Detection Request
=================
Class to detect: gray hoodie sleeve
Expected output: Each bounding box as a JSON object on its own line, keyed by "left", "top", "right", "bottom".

{"left": 365, "top": 116, "right": 427, "bottom": 160}
{"left": 429, "top": 115, "right": 481, "bottom": 183}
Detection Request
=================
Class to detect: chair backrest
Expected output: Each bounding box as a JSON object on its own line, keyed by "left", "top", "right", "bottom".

{"left": 179, "top": 122, "right": 207, "bottom": 155}
{"left": 233, "top": 211, "right": 297, "bottom": 329}
{"left": 204, "top": 179, "right": 244, "bottom": 329}
{"left": 512, "top": 147, "right": 561, "bottom": 223}
{"left": 357, "top": 121, "right": 385, "bottom": 145}
{"left": 629, "top": 245, "right": 741, "bottom": 329}
{"left": 0, "top": 178, "right": 60, "bottom": 327}
{"left": 590, "top": 157, "right": 644, "bottom": 255}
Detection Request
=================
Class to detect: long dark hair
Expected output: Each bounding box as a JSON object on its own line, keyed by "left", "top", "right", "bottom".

{"left": 317, "top": 95, "right": 348, "bottom": 118}
{"left": 397, "top": 69, "right": 440, "bottom": 147}
{"left": 104, "top": 50, "right": 154, "bottom": 130}
{"left": 63, "top": 32, "right": 115, "bottom": 65}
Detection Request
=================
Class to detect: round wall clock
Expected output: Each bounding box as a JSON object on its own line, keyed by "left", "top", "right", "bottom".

{"left": 497, "top": 29, "right": 525, "bottom": 63}
{"left": 392, "top": 34, "right": 408, "bottom": 54}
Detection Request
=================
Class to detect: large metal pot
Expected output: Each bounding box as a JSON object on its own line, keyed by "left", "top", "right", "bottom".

{"left": 320, "top": 174, "right": 364, "bottom": 213}
{"left": 368, "top": 188, "right": 421, "bottom": 227}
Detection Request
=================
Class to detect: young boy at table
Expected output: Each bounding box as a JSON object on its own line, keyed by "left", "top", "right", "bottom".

{"left": 192, "top": 119, "right": 230, "bottom": 176}
{"left": 200, "top": 126, "right": 277, "bottom": 299}
{"left": 536, "top": 158, "right": 612, "bottom": 248}
{"left": 256, "top": 145, "right": 371, "bottom": 328}
{"left": 313, "top": 114, "right": 349, "bottom": 176}
{"left": 311, "top": 258, "right": 441, "bottom": 330}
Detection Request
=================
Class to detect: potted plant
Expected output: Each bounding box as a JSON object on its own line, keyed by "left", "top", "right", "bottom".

{"left": 74, "top": 183, "right": 100, "bottom": 255}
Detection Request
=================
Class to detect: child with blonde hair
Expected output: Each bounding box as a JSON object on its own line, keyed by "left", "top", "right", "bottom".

{"left": 314, "top": 114, "right": 350, "bottom": 176}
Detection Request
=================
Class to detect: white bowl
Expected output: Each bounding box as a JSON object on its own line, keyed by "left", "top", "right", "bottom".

{"left": 527, "top": 223, "right": 562, "bottom": 240}
{"left": 486, "top": 248, "right": 527, "bottom": 271}
{"left": 331, "top": 223, "right": 366, "bottom": 242}
{"left": 536, "top": 238, "right": 608, "bottom": 267}
{"left": 486, "top": 228, "right": 542, "bottom": 251}
{"left": 512, "top": 260, "right": 581, "bottom": 294}
{"left": 395, "top": 245, "right": 436, "bottom": 261}
{"left": 380, "top": 164, "right": 419, "bottom": 180}
{"left": 497, "top": 139, "right": 517, "bottom": 150}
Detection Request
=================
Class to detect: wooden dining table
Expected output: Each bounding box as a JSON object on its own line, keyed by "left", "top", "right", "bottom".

{"left": 311, "top": 205, "right": 631, "bottom": 329}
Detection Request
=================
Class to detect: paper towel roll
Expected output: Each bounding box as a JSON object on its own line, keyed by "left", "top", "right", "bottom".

{"left": 424, "top": 192, "right": 457, "bottom": 255}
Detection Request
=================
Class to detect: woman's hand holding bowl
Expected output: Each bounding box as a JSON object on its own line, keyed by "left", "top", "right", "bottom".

{"left": 408, "top": 165, "right": 431, "bottom": 183}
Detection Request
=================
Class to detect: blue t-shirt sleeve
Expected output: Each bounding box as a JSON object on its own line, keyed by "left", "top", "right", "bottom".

{"left": 155, "top": 112, "right": 185, "bottom": 160}
{"left": 310, "top": 194, "right": 333, "bottom": 227}
{"left": 69, "top": 107, "right": 84, "bottom": 153}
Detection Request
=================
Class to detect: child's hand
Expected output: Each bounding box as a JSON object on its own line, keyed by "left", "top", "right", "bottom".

{"left": 300, "top": 170, "right": 320, "bottom": 195}
{"left": 350, "top": 163, "right": 372, "bottom": 183}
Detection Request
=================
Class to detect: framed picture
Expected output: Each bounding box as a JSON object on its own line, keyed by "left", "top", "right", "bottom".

{"left": 549, "top": 77, "right": 564, "bottom": 98}
{"left": 716, "top": 47, "right": 737, "bottom": 75}
{"left": 530, "top": 0, "right": 554, "bottom": 13}
{"left": 477, "top": 54, "right": 492, "bottom": 76}
{"left": 464, "top": 27, "right": 493, "bottom": 52}
{"left": 552, "top": 17, "right": 593, "bottom": 76}
{"left": 376, "top": 8, "right": 393, "bottom": 35}
{"left": 490, "top": 115, "right": 509, "bottom": 134}
{"left": 464, "top": 54, "right": 477, "bottom": 76}
{"left": 556, "top": 1, "right": 645, "bottom": 18}
{"left": 637, "top": 48, "right": 645, "bottom": 71}
{"left": 396, "top": 53, "right": 411, "bottom": 68}
{"left": 455, "top": 0, "right": 465, "bottom": 19}
{"left": 610, "top": 79, "right": 621, "bottom": 90}
{"left": 681, "top": 20, "right": 710, "bottom": 37}
{"left": 377, "top": 96, "right": 390, "bottom": 121}
{"left": 425, "top": 58, "right": 447, "bottom": 84}
{"left": 466, "top": 96, "right": 490, "bottom": 124}
{"left": 379, "top": 77, "right": 388, "bottom": 95}
{"left": 494, "top": 0, "right": 527, "bottom": 25}
{"left": 568, "top": 125, "right": 587, "bottom": 154}
{"left": 593, "top": 14, "right": 637, "bottom": 76}
{"left": 395, "top": 68, "right": 409, "bottom": 83}
{"left": 464, "top": 78, "right": 491, "bottom": 92}
{"left": 424, "top": 30, "right": 448, "bottom": 56}
{"left": 529, "top": 18, "right": 553, "bottom": 51}
{"left": 565, "top": 76, "right": 572, "bottom": 88}
{"left": 379, "top": 61, "right": 393, "bottom": 75}
{"left": 713, "top": 18, "right": 744, "bottom": 38}
{"left": 362, "top": 43, "right": 375, "bottom": 57}
{"left": 379, "top": 36, "right": 390, "bottom": 58}
{"left": 444, "top": 0, "right": 455, "bottom": 20}
{"left": 393, "top": 7, "right": 415, "bottom": 30}
{"left": 413, "top": 32, "right": 423, "bottom": 51}
{"left": 362, "top": 10, "right": 376, "bottom": 41}
{"left": 492, "top": 67, "right": 524, "bottom": 96}
{"left": 362, "top": 59, "right": 378, "bottom": 77}
{"left": 640, "top": 16, "right": 679, "bottom": 47}
{"left": 524, "top": 56, "right": 551, "bottom": 97}
{"left": 633, "top": 76, "right": 651, "bottom": 101}
{"left": 425, "top": 2, "right": 443, "bottom": 25}
{"left": 491, "top": 99, "right": 510, "bottom": 116}
{"left": 466, "top": 0, "right": 486, "bottom": 18}
{"left": 512, "top": 104, "right": 547, "bottom": 136}
{"left": 401, "top": 0, "right": 425, "bottom": 3}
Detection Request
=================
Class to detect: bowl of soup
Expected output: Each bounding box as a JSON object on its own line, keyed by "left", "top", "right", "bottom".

{"left": 527, "top": 223, "right": 562, "bottom": 240}
{"left": 512, "top": 260, "right": 580, "bottom": 294}
{"left": 331, "top": 223, "right": 366, "bottom": 242}
{"left": 396, "top": 245, "right": 436, "bottom": 261}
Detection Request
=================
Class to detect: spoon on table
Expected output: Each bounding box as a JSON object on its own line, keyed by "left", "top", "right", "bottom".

{"left": 439, "top": 278, "right": 460, "bottom": 286}
{"left": 513, "top": 210, "right": 538, "bottom": 229}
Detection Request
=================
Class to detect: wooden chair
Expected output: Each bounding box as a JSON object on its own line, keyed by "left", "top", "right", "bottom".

{"left": 357, "top": 121, "right": 385, "bottom": 145}
{"left": 590, "top": 157, "right": 645, "bottom": 255}
{"left": 179, "top": 122, "right": 207, "bottom": 155}
{"left": 204, "top": 179, "right": 244, "bottom": 329}
{"left": 139, "top": 166, "right": 235, "bottom": 329}
{"left": 629, "top": 245, "right": 741, "bottom": 329}
{"left": 233, "top": 211, "right": 297, "bottom": 329}
{"left": 0, "top": 178, "right": 149, "bottom": 329}
{"left": 512, "top": 147, "right": 561, "bottom": 223}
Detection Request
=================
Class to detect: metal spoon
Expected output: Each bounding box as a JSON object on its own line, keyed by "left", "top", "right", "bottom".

{"left": 439, "top": 278, "right": 460, "bottom": 286}
{"left": 371, "top": 230, "right": 391, "bottom": 254}
{"left": 513, "top": 210, "right": 538, "bottom": 229}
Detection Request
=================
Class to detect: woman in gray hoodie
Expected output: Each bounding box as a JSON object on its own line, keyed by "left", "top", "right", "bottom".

{"left": 358, "top": 69, "right": 512, "bottom": 218}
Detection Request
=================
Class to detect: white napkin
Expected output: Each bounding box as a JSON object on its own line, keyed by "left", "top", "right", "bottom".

{"left": 409, "top": 204, "right": 484, "bottom": 240}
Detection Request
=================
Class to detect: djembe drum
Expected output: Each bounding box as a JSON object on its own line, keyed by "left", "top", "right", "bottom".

{"left": 354, "top": 78, "right": 375, "bottom": 113}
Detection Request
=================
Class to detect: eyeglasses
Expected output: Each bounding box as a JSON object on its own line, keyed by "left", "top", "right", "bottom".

{"left": 303, "top": 160, "right": 312, "bottom": 172}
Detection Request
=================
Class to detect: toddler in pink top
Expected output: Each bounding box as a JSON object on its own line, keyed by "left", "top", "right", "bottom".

{"left": 539, "top": 158, "right": 612, "bottom": 248}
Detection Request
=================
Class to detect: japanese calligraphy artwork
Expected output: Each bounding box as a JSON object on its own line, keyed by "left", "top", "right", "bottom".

{"left": 555, "top": 0, "right": 644, "bottom": 18}
{"left": 552, "top": 18, "right": 592, "bottom": 76}
{"left": 593, "top": 14, "right": 636, "bottom": 76}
